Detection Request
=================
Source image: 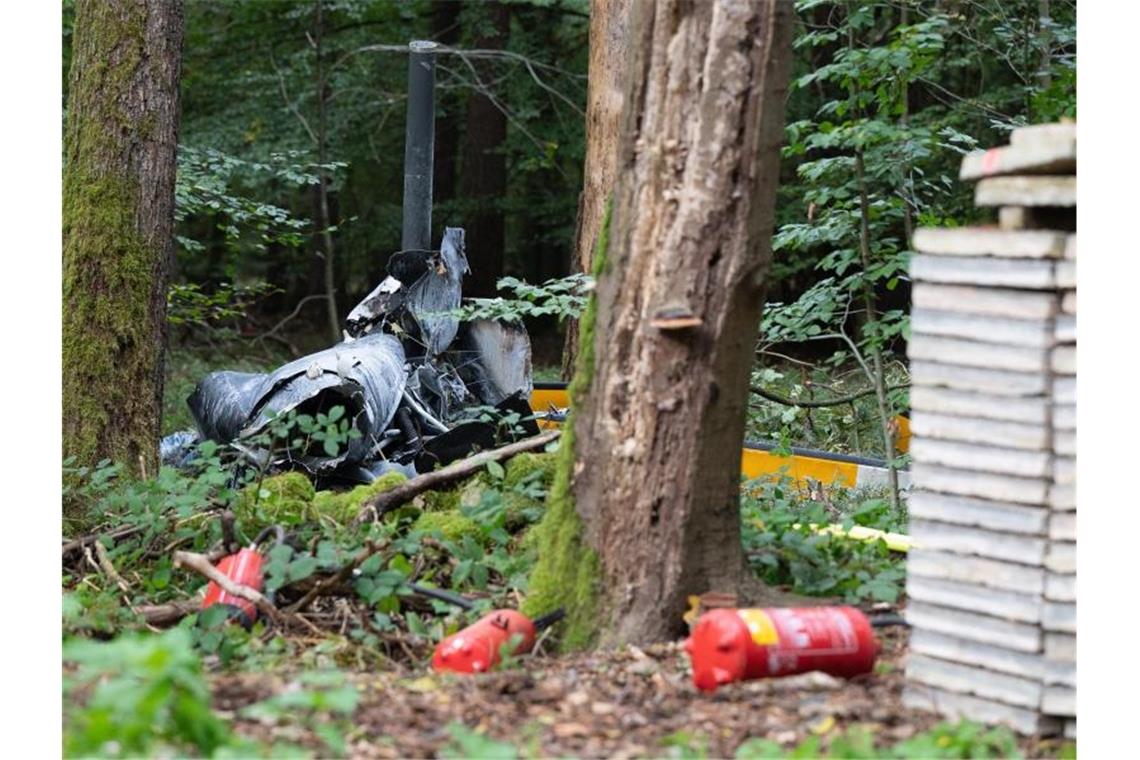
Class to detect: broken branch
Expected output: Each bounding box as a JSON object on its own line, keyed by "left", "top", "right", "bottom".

{"left": 750, "top": 383, "right": 908, "bottom": 409}
{"left": 136, "top": 599, "right": 200, "bottom": 627}
{"left": 173, "top": 550, "right": 283, "bottom": 626}
{"left": 355, "top": 430, "right": 561, "bottom": 523}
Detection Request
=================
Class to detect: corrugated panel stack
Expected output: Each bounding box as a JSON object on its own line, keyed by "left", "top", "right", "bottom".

{"left": 902, "top": 122, "right": 1076, "bottom": 738}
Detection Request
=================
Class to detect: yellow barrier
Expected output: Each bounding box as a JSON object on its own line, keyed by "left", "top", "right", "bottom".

{"left": 529, "top": 384, "right": 913, "bottom": 552}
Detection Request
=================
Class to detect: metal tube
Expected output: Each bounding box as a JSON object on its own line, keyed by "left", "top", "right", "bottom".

{"left": 402, "top": 40, "right": 438, "bottom": 253}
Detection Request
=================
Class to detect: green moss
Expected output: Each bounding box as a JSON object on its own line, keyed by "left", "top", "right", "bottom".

{"left": 61, "top": 0, "right": 166, "bottom": 496}
{"left": 419, "top": 488, "right": 461, "bottom": 512}
{"left": 504, "top": 452, "right": 556, "bottom": 490}
{"left": 458, "top": 475, "right": 492, "bottom": 510}
{"left": 234, "top": 472, "right": 316, "bottom": 531}
{"left": 310, "top": 472, "right": 409, "bottom": 523}
{"left": 412, "top": 510, "right": 482, "bottom": 543}
{"left": 521, "top": 201, "right": 611, "bottom": 650}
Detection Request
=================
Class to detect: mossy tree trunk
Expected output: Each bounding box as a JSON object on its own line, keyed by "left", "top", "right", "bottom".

{"left": 62, "top": 0, "right": 184, "bottom": 487}
{"left": 527, "top": 0, "right": 793, "bottom": 647}
{"left": 560, "top": 0, "right": 631, "bottom": 379}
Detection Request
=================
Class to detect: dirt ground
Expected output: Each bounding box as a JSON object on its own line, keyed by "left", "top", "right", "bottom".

{"left": 211, "top": 625, "right": 1069, "bottom": 758}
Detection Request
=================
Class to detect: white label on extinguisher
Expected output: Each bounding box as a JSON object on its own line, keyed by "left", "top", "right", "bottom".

{"left": 770, "top": 608, "right": 860, "bottom": 656}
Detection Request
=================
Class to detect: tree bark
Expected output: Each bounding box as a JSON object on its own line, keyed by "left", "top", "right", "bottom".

{"left": 431, "top": 0, "right": 463, "bottom": 207}
{"left": 561, "top": 0, "right": 631, "bottom": 379}
{"left": 527, "top": 0, "right": 794, "bottom": 647}
{"left": 62, "top": 0, "right": 184, "bottom": 493}
{"left": 459, "top": 1, "right": 510, "bottom": 298}
{"left": 315, "top": 0, "right": 340, "bottom": 343}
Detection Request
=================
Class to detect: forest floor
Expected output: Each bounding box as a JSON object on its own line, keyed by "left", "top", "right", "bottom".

{"left": 59, "top": 338, "right": 1069, "bottom": 758}
{"left": 211, "top": 624, "right": 1065, "bottom": 758}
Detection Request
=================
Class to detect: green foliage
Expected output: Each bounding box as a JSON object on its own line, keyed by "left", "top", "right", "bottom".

{"left": 889, "top": 720, "right": 1022, "bottom": 759}
{"left": 167, "top": 281, "right": 279, "bottom": 329}
{"left": 741, "top": 476, "right": 906, "bottom": 603}
{"left": 235, "top": 471, "right": 317, "bottom": 531}
{"left": 413, "top": 510, "right": 483, "bottom": 544}
{"left": 240, "top": 670, "right": 360, "bottom": 757}
{"left": 746, "top": 360, "right": 910, "bottom": 458}
{"left": 661, "top": 729, "right": 711, "bottom": 759}
{"left": 758, "top": 0, "right": 1075, "bottom": 461}
{"left": 63, "top": 628, "right": 251, "bottom": 758}
{"left": 175, "top": 146, "right": 334, "bottom": 263}
{"left": 457, "top": 273, "right": 592, "bottom": 324}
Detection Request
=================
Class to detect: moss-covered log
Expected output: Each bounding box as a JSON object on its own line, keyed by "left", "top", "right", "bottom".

{"left": 62, "top": 0, "right": 184, "bottom": 495}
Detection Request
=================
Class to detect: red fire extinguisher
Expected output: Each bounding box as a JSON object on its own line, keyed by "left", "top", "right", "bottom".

{"left": 201, "top": 525, "right": 285, "bottom": 629}
{"left": 432, "top": 608, "right": 565, "bottom": 674}
{"left": 684, "top": 606, "right": 878, "bottom": 692}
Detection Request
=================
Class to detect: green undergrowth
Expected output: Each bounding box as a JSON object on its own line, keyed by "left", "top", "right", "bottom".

{"left": 63, "top": 426, "right": 560, "bottom": 752}
{"left": 741, "top": 474, "right": 908, "bottom": 604}
{"left": 63, "top": 626, "right": 364, "bottom": 758}
{"left": 62, "top": 408, "right": 560, "bottom": 646}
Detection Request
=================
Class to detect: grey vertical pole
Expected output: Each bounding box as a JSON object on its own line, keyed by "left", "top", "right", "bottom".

{"left": 402, "top": 40, "right": 438, "bottom": 252}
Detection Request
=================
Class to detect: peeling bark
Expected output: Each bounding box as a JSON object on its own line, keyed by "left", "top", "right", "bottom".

{"left": 543, "top": 0, "right": 794, "bottom": 646}
{"left": 562, "top": 0, "right": 631, "bottom": 378}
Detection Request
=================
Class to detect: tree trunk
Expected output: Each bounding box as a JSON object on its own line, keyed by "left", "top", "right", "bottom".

{"left": 459, "top": 1, "right": 509, "bottom": 298}
{"left": 62, "top": 0, "right": 184, "bottom": 492}
{"left": 561, "top": 0, "right": 631, "bottom": 379}
{"left": 431, "top": 0, "right": 463, "bottom": 208}
{"left": 525, "top": 0, "right": 794, "bottom": 647}
{"left": 315, "top": 0, "right": 340, "bottom": 343}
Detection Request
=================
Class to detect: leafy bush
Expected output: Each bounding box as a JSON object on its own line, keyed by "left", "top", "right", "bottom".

{"left": 456, "top": 273, "right": 592, "bottom": 324}
{"left": 741, "top": 476, "right": 907, "bottom": 603}
{"left": 63, "top": 628, "right": 250, "bottom": 758}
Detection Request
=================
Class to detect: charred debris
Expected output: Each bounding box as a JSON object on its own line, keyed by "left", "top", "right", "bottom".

{"left": 162, "top": 226, "right": 542, "bottom": 486}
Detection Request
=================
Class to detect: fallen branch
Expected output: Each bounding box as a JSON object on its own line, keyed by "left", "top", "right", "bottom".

{"left": 136, "top": 599, "right": 200, "bottom": 627}
{"left": 355, "top": 429, "right": 561, "bottom": 523}
{"left": 94, "top": 541, "right": 131, "bottom": 594}
{"left": 173, "top": 550, "right": 284, "bottom": 627}
{"left": 750, "top": 382, "right": 908, "bottom": 409}
{"left": 62, "top": 524, "right": 144, "bottom": 557}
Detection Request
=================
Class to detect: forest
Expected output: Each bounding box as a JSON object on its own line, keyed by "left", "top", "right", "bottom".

{"left": 61, "top": 1, "right": 1077, "bottom": 758}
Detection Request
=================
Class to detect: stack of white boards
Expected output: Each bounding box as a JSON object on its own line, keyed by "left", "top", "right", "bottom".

{"left": 903, "top": 122, "right": 1075, "bottom": 738}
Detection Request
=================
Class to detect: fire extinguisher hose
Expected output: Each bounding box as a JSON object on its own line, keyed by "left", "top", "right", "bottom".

{"left": 407, "top": 582, "right": 476, "bottom": 610}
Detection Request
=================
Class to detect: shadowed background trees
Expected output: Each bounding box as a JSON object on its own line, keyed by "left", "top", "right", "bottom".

{"left": 61, "top": 0, "right": 1075, "bottom": 457}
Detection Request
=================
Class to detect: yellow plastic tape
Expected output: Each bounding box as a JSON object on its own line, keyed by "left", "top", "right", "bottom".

{"left": 806, "top": 523, "right": 913, "bottom": 554}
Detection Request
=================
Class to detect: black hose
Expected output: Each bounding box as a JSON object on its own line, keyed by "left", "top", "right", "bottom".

{"left": 407, "top": 582, "right": 475, "bottom": 611}
{"left": 868, "top": 613, "right": 909, "bottom": 628}
{"left": 531, "top": 608, "right": 566, "bottom": 631}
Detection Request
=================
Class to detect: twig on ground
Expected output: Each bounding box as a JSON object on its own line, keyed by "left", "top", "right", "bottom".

{"left": 355, "top": 430, "right": 561, "bottom": 523}
{"left": 173, "top": 550, "right": 284, "bottom": 626}
{"left": 136, "top": 599, "right": 201, "bottom": 627}
{"left": 63, "top": 524, "right": 144, "bottom": 556}
{"left": 94, "top": 541, "right": 131, "bottom": 594}
{"left": 221, "top": 510, "right": 238, "bottom": 554}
